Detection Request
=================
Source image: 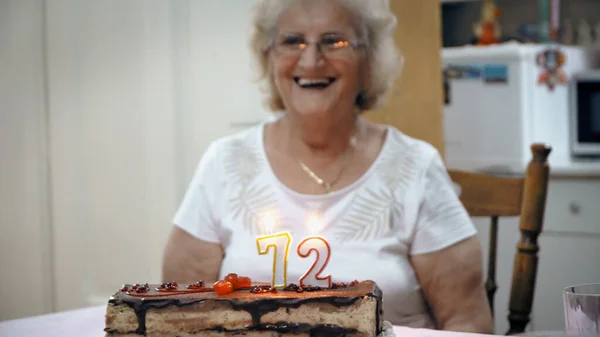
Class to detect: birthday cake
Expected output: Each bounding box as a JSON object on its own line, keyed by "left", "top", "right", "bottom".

{"left": 104, "top": 274, "right": 384, "bottom": 337}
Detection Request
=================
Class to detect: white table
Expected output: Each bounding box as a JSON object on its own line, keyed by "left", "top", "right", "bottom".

{"left": 0, "top": 305, "right": 506, "bottom": 337}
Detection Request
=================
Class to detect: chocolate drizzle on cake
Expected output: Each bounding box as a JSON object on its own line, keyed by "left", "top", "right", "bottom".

{"left": 209, "top": 322, "right": 360, "bottom": 336}
{"left": 249, "top": 285, "right": 278, "bottom": 294}
{"left": 186, "top": 280, "right": 204, "bottom": 289}
{"left": 282, "top": 280, "right": 359, "bottom": 293}
{"left": 283, "top": 283, "right": 322, "bottom": 292}
{"left": 157, "top": 281, "right": 178, "bottom": 291}
{"left": 230, "top": 295, "right": 367, "bottom": 328}
{"left": 120, "top": 283, "right": 149, "bottom": 294}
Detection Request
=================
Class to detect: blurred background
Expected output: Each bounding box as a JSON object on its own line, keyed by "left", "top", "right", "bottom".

{"left": 1, "top": 0, "right": 600, "bottom": 334}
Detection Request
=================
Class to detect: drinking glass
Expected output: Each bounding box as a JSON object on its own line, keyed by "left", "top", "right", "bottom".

{"left": 563, "top": 283, "right": 600, "bottom": 336}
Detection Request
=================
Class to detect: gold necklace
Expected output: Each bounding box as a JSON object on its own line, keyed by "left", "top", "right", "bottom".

{"left": 297, "top": 161, "right": 340, "bottom": 193}
{"left": 280, "top": 117, "right": 360, "bottom": 194}
{"left": 295, "top": 135, "right": 356, "bottom": 194}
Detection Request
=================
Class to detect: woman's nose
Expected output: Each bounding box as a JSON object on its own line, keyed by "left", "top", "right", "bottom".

{"left": 297, "top": 43, "right": 325, "bottom": 70}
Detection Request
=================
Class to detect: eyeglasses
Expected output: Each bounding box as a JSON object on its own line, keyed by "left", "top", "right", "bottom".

{"left": 271, "top": 34, "right": 366, "bottom": 57}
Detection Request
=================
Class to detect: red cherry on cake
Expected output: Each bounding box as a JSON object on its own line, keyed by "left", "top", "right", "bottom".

{"left": 224, "top": 273, "right": 239, "bottom": 288}
{"left": 213, "top": 280, "right": 234, "bottom": 295}
{"left": 237, "top": 276, "right": 251, "bottom": 288}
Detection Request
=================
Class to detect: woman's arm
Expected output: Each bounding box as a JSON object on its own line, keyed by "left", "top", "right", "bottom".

{"left": 162, "top": 226, "right": 224, "bottom": 284}
{"left": 410, "top": 236, "right": 494, "bottom": 334}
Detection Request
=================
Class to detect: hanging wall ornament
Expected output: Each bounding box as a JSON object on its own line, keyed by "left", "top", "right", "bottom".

{"left": 536, "top": 48, "right": 567, "bottom": 91}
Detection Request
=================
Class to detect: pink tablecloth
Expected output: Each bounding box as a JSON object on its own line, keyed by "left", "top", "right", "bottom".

{"left": 0, "top": 305, "right": 500, "bottom": 337}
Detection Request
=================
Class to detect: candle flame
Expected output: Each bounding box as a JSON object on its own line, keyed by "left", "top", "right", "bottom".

{"left": 307, "top": 213, "right": 322, "bottom": 236}
{"left": 261, "top": 212, "right": 275, "bottom": 235}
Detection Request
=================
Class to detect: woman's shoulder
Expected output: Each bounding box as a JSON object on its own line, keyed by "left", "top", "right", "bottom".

{"left": 210, "top": 124, "right": 263, "bottom": 152}
{"left": 359, "top": 123, "right": 445, "bottom": 196}
{"left": 208, "top": 114, "right": 283, "bottom": 160}
{"left": 201, "top": 121, "right": 269, "bottom": 166}
{"left": 191, "top": 122, "right": 266, "bottom": 179}
{"left": 382, "top": 124, "right": 441, "bottom": 165}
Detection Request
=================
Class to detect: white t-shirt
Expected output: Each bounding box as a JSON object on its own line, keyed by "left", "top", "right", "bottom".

{"left": 173, "top": 120, "right": 477, "bottom": 329}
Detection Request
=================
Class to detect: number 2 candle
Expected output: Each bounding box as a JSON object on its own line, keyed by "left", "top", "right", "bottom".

{"left": 297, "top": 214, "right": 332, "bottom": 288}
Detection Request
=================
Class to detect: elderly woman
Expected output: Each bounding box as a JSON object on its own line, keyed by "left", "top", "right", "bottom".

{"left": 162, "top": 0, "right": 493, "bottom": 333}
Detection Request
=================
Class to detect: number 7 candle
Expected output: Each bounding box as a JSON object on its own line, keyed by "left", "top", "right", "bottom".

{"left": 255, "top": 213, "right": 292, "bottom": 288}
{"left": 297, "top": 214, "right": 332, "bottom": 288}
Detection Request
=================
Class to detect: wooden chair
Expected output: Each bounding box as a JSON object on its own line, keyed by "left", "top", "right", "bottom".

{"left": 448, "top": 144, "right": 552, "bottom": 335}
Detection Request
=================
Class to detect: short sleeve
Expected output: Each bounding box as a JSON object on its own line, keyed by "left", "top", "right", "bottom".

{"left": 410, "top": 151, "right": 477, "bottom": 255}
{"left": 172, "top": 142, "right": 222, "bottom": 243}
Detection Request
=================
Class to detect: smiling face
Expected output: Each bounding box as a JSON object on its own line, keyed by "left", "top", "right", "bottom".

{"left": 268, "top": 0, "right": 368, "bottom": 122}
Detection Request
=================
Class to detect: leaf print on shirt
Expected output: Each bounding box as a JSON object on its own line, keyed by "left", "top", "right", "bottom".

{"left": 377, "top": 145, "right": 421, "bottom": 191}
{"left": 224, "top": 139, "right": 263, "bottom": 187}
{"left": 229, "top": 184, "right": 280, "bottom": 235}
{"left": 223, "top": 137, "right": 290, "bottom": 235}
{"left": 335, "top": 187, "right": 402, "bottom": 242}
{"left": 334, "top": 139, "right": 423, "bottom": 242}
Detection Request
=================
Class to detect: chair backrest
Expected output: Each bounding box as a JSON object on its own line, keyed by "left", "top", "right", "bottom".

{"left": 448, "top": 144, "right": 552, "bottom": 335}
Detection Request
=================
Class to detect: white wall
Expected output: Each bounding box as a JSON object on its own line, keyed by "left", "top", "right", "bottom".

{"left": 0, "top": 0, "right": 54, "bottom": 320}
{"left": 0, "top": 0, "right": 268, "bottom": 320}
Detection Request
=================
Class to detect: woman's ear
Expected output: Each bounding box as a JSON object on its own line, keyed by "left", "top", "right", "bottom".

{"left": 264, "top": 47, "right": 276, "bottom": 78}
{"left": 362, "top": 61, "right": 372, "bottom": 92}
{"left": 355, "top": 90, "right": 368, "bottom": 109}
{"left": 264, "top": 50, "right": 285, "bottom": 111}
{"left": 357, "top": 62, "right": 372, "bottom": 109}
{"left": 263, "top": 47, "right": 271, "bottom": 61}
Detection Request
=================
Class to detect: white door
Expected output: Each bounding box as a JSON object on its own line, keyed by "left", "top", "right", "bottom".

{"left": 46, "top": 0, "right": 268, "bottom": 311}
{"left": 0, "top": 0, "right": 53, "bottom": 321}
{"left": 46, "top": 0, "right": 180, "bottom": 310}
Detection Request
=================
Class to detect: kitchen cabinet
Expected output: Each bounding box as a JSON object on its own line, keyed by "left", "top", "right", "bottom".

{"left": 472, "top": 178, "right": 600, "bottom": 333}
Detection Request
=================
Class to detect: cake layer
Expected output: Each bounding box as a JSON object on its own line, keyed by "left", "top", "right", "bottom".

{"left": 104, "top": 280, "right": 382, "bottom": 337}
{"left": 107, "top": 332, "right": 365, "bottom": 337}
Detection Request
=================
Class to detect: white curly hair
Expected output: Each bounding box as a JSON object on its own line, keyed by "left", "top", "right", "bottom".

{"left": 249, "top": 0, "right": 404, "bottom": 112}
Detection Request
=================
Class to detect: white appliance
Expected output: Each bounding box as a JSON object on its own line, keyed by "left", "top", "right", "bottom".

{"left": 569, "top": 70, "right": 600, "bottom": 157}
{"left": 442, "top": 43, "right": 598, "bottom": 175}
